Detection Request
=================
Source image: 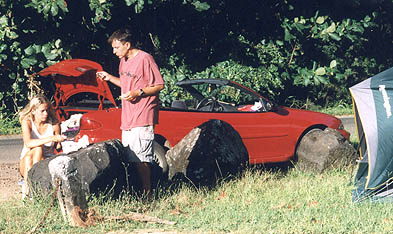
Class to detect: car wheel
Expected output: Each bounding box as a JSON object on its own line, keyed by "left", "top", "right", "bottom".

{"left": 150, "top": 141, "right": 169, "bottom": 189}
{"left": 153, "top": 141, "right": 168, "bottom": 173}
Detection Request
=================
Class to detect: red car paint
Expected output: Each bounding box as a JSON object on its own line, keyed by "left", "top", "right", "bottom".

{"left": 38, "top": 59, "right": 117, "bottom": 118}
{"left": 38, "top": 59, "right": 350, "bottom": 165}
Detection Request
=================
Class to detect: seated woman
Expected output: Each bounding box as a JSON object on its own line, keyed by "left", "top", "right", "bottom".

{"left": 19, "top": 94, "right": 66, "bottom": 198}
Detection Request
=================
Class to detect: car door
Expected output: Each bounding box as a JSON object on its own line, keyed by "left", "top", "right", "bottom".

{"left": 156, "top": 106, "right": 294, "bottom": 164}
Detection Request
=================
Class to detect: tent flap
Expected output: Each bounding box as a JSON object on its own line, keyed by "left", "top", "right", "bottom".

{"left": 351, "top": 67, "right": 393, "bottom": 202}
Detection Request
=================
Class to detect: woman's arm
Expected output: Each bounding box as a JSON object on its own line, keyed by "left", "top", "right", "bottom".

{"left": 53, "top": 123, "right": 63, "bottom": 151}
{"left": 22, "top": 119, "right": 65, "bottom": 149}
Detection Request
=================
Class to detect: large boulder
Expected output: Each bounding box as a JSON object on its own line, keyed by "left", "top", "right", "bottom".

{"left": 28, "top": 139, "right": 132, "bottom": 198}
{"left": 295, "top": 128, "right": 357, "bottom": 172}
{"left": 48, "top": 156, "right": 90, "bottom": 226}
{"left": 166, "top": 119, "right": 249, "bottom": 186}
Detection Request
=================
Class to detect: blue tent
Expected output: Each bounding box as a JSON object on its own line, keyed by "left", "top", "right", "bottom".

{"left": 350, "top": 67, "right": 393, "bottom": 202}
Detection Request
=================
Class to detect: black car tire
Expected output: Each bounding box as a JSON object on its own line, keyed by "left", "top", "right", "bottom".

{"left": 150, "top": 141, "right": 169, "bottom": 188}
{"left": 153, "top": 141, "right": 168, "bottom": 173}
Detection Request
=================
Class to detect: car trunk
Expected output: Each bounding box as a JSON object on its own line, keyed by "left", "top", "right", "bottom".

{"left": 37, "top": 59, "right": 118, "bottom": 121}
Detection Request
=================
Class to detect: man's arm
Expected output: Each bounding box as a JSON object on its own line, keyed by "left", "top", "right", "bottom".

{"left": 96, "top": 71, "right": 121, "bottom": 87}
{"left": 121, "top": 84, "right": 165, "bottom": 101}
{"left": 140, "top": 84, "right": 164, "bottom": 96}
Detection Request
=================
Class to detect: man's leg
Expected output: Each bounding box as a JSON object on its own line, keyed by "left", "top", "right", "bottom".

{"left": 135, "top": 162, "right": 151, "bottom": 198}
{"left": 122, "top": 126, "right": 154, "bottom": 199}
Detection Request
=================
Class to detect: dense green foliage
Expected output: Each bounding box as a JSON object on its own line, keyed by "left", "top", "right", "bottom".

{"left": 1, "top": 0, "right": 393, "bottom": 118}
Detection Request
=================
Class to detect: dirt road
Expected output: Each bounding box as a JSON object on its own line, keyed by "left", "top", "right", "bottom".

{"left": 0, "top": 162, "right": 21, "bottom": 200}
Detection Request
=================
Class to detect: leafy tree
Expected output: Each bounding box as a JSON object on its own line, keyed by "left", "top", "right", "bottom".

{"left": 1, "top": 0, "right": 393, "bottom": 120}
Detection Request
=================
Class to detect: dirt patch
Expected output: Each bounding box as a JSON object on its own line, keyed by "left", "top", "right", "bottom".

{"left": 0, "top": 162, "right": 22, "bottom": 201}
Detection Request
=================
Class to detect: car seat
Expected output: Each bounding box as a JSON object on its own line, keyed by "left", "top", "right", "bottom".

{"left": 171, "top": 100, "right": 187, "bottom": 110}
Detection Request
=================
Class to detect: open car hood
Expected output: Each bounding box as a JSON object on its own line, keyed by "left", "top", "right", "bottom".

{"left": 38, "top": 59, "right": 117, "bottom": 110}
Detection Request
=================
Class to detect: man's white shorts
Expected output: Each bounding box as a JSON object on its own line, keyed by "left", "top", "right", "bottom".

{"left": 122, "top": 125, "right": 154, "bottom": 163}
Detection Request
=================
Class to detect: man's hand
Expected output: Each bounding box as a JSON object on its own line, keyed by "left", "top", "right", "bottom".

{"left": 120, "top": 90, "right": 140, "bottom": 102}
{"left": 96, "top": 71, "right": 111, "bottom": 81}
{"left": 96, "top": 71, "right": 121, "bottom": 87}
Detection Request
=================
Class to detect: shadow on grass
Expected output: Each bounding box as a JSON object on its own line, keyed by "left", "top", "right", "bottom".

{"left": 146, "top": 160, "right": 296, "bottom": 201}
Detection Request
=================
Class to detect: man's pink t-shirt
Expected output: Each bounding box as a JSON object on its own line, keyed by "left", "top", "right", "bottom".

{"left": 119, "top": 50, "right": 164, "bottom": 130}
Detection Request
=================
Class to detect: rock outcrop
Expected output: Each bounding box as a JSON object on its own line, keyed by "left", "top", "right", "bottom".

{"left": 165, "top": 119, "right": 249, "bottom": 186}
{"left": 296, "top": 128, "right": 357, "bottom": 172}
{"left": 28, "top": 139, "right": 131, "bottom": 198}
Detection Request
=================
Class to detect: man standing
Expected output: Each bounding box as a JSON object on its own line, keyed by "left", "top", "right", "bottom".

{"left": 97, "top": 28, "right": 165, "bottom": 198}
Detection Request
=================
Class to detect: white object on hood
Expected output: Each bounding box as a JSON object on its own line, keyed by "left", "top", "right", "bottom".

{"left": 61, "top": 135, "right": 90, "bottom": 154}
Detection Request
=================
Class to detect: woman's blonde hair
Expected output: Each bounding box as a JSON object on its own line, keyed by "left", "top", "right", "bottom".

{"left": 19, "top": 94, "right": 59, "bottom": 124}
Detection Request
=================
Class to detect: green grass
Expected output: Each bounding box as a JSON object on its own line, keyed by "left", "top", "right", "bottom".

{"left": 2, "top": 166, "right": 393, "bottom": 234}
{"left": 313, "top": 102, "right": 354, "bottom": 117}
{"left": 320, "top": 105, "right": 354, "bottom": 117}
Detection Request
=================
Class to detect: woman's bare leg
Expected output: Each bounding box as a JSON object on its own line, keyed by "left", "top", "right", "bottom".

{"left": 32, "top": 147, "right": 44, "bottom": 164}
{"left": 20, "top": 152, "right": 32, "bottom": 179}
{"left": 19, "top": 147, "right": 43, "bottom": 198}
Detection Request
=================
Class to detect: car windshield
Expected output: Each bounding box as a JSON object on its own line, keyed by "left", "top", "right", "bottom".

{"left": 195, "top": 83, "right": 255, "bottom": 105}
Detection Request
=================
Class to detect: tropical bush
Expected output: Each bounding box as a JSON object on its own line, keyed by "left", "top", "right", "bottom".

{"left": 1, "top": 0, "right": 393, "bottom": 115}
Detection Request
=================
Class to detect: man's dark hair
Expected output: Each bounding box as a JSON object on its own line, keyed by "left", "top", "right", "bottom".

{"left": 108, "top": 28, "right": 133, "bottom": 44}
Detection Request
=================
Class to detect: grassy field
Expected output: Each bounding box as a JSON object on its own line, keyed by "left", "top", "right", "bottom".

{"left": 1, "top": 165, "right": 393, "bottom": 234}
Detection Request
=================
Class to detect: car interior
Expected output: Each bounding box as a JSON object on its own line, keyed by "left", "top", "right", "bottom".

{"left": 167, "top": 82, "right": 272, "bottom": 113}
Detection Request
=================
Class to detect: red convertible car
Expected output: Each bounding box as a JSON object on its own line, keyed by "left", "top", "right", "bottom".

{"left": 38, "top": 59, "right": 350, "bottom": 171}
